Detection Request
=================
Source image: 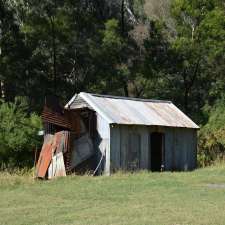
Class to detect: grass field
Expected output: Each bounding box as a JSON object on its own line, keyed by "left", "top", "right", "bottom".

{"left": 0, "top": 165, "right": 225, "bottom": 225}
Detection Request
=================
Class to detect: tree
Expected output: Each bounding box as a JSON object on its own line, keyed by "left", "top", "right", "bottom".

{"left": 0, "top": 0, "right": 29, "bottom": 102}
{"left": 143, "top": 0, "right": 225, "bottom": 120}
{"left": 170, "top": 0, "right": 225, "bottom": 117}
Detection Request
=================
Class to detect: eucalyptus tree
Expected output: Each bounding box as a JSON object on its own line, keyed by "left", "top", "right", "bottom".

{"left": 143, "top": 0, "right": 225, "bottom": 121}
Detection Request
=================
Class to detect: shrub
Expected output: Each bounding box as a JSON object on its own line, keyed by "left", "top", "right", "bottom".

{"left": 0, "top": 97, "right": 42, "bottom": 168}
{"left": 198, "top": 96, "right": 225, "bottom": 167}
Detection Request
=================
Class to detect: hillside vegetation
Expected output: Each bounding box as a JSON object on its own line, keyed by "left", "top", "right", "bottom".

{"left": 0, "top": 165, "right": 225, "bottom": 225}
{"left": 0, "top": 0, "right": 224, "bottom": 167}
{"left": 145, "top": 0, "right": 171, "bottom": 20}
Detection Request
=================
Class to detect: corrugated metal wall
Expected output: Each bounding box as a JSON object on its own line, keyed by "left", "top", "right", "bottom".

{"left": 110, "top": 125, "right": 149, "bottom": 172}
{"left": 164, "top": 127, "right": 197, "bottom": 170}
{"left": 110, "top": 125, "right": 197, "bottom": 173}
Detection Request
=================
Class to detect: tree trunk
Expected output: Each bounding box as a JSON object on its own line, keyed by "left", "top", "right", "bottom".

{"left": 184, "top": 87, "right": 189, "bottom": 113}
{"left": 53, "top": 24, "right": 56, "bottom": 93}
{"left": 0, "top": 80, "right": 5, "bottom": 100}
{"left": 50, "top": 0, "right": 57, "bottom": 94}
{"left": 121, "top": 0, "right": 125, "bottom": 36}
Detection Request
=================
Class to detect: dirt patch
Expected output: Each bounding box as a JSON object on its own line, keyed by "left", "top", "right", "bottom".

{"left": 207, "top": 183, "right": 225, "bottom": 189}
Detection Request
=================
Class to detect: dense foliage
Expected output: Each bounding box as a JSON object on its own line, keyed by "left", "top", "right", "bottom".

{"left": 198, "top": 97, "right": 225, "bottom": 167}
{"left": 0, "top": 98, "right": 42, "bottom": 167}
{"left": 0, "top": 0, "right": 224, "bottom": 167}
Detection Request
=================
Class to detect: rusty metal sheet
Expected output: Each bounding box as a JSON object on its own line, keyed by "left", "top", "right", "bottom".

{"left": 36, "top": 137, "right": 54, "bottom": 178}
{"left": 42, "top": 107, "right": 81, "bottom": 134}
{"left": 41, "top": 106, "right": 71, "bottom": 129}
{"left": 36, "top": 130, "right": 75, "bottom": 178}
{"left": 36, "top": 132, "right": 64, "bottom": 178}
{"left": 54, "top": 132, "right": 63, "bottom": 154}
{"left": 66, "top": 92, "right": 199, "bottom": 129}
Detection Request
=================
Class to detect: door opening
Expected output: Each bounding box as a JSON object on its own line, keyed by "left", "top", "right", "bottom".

{"left": 150, "top": 132, "right": 164, "bottom": 171}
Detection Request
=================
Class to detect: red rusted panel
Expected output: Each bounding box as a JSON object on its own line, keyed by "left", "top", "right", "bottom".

{"left": 36, "top": 131, "right": 73, "bottom": 178}
{"left": 42, "top": 106, "right": 81, "bottom": 135}
{"left": 41, "top": 106, "right": 71, "bottom": 129}
{"left": 54, "top": 132, "right": 63, "bottom": 153}
{"left": 36, "top": 133, "right": 61, "bottom": 178}
{"left": 36, "top": 140, "right": 54, "bottom": 178}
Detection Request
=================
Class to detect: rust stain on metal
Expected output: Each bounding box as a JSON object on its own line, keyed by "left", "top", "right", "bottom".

{"left": 36, "top": 139, "right": 54, "bottom": 178}
{"left": 41, "top": 106, "right": 71, "bottom": 129}
{"left": 36, "top": 131, "right": 74, "bottom": 178}
{"left": 68, "top": 93, "right": 199, "bottom": 129}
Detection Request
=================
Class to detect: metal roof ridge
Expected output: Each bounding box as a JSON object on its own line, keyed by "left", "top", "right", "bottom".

{"left": 81, "top": 92, "right": 172, "bottom": 103}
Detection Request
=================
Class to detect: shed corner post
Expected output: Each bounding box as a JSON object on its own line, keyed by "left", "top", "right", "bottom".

{"left": 105, "top": 123, "right": 112, "bottom": 176}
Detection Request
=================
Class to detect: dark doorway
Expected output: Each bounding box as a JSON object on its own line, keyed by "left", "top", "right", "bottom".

{"left": 150, "top": 132, "right": 164, "bottom": 171}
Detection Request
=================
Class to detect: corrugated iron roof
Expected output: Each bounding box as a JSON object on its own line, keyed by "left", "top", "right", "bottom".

{"left": 66, "top": 92, "right": 199, "bottom": 129}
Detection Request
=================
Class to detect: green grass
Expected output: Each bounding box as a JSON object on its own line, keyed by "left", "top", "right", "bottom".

{"left": 0, "top": 165, "right": 225, "bottom": 225}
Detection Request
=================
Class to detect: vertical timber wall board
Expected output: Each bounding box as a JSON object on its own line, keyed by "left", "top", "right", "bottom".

{"left": 120, "top": 125, "right": 129, "bottom": 170}
{"left": 178, "top": 128, "right": 197, "bottom": 170}
{"left": 164, "top": 127, "right": 173, "bottom": 170}
{"left": 140, "top": 126, "right": 149, "bottom": 169}
{"left": 110, "top": 125, "right": 121, "bottom": 171}
{"left": 189, "top": 129, "right": 197, "bottom": 169}
{"left": 110, "top": 125, "right": 149, "bottom": 172}
{"left": 96, "top": 114, "right": 110, "bottom": 175}
{"left": 110, "top": 125, "right": 197, "bottom": 173}
{"left": 164, "top": 127, "right": 197, "bottom": 171}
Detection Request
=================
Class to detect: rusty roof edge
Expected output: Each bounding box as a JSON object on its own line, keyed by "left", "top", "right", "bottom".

{"left": 65, "top": 92, "right": 199, "bottom": 129}
{"left": 170, "top": 103, "right": 199, "bottom": 129}
{"left": 79, "top": 92, "right": 115, "bottom": 124}
{"left": 110, "top": 122, "right": 199, "bottom": 129}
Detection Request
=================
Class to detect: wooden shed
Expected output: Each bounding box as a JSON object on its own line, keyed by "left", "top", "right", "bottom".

{"left": 65, "top": 92, "right": 199, "bottom": 175}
